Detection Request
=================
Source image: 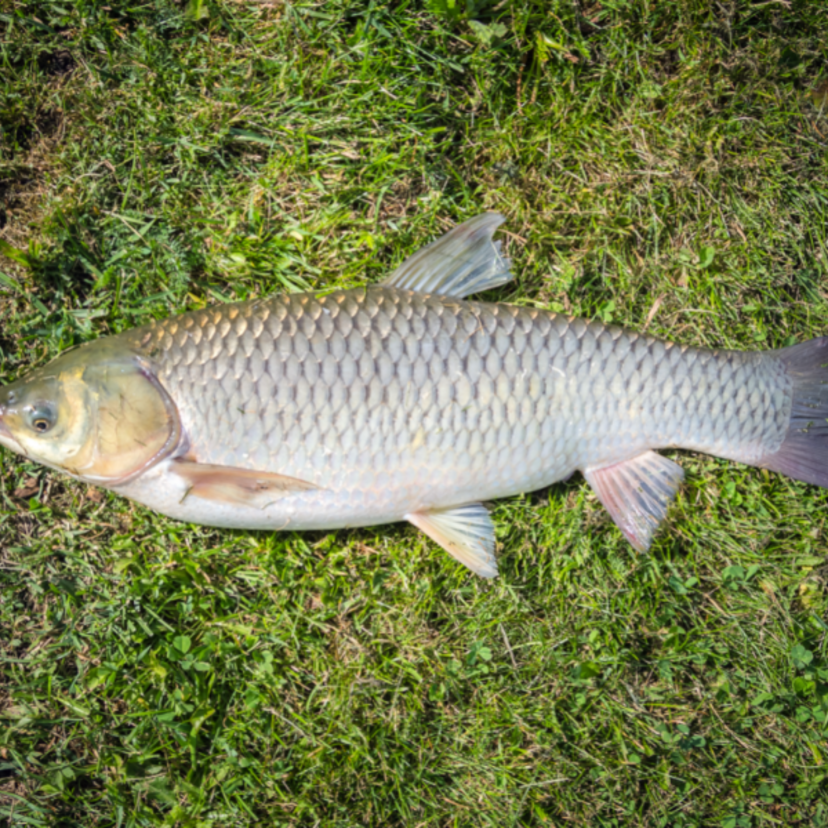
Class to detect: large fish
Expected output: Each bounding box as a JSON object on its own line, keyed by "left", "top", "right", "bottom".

{"left": 1, "top": 214, "right": 826, "bottom": 577}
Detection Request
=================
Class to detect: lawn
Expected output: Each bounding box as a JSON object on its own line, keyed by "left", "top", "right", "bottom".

{"left": 1, "top": 0, "right": 827, "bottom": 825}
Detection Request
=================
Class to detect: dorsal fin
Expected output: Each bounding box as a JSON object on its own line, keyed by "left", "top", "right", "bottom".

{"left": 381, "top": 213, "right": 513, "bottom": 298}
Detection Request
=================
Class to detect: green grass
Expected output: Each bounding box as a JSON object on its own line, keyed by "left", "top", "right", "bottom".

{"left": 1, "top": 0, "right": 828, "bottom": 825}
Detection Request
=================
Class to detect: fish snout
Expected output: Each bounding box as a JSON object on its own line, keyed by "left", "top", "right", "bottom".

{"left": 0, "top": 401, "right": 25, "bottom": 453}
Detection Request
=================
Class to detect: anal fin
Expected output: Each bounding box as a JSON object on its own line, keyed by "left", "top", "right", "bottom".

{"left": 171, "top": 459, "right": 317, "bottom": 507}
{"left": 406, "top": 503, "right": 498, "bottom": 578}
{"left": 584, "top": 451, "right": 684, "bottom": 552}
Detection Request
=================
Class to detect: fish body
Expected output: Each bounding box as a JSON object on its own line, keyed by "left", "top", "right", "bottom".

{"left": 1, "top": 214, "right": 826, "bottom": 576}
{"left": 115, "top": 288, "right": 785, "bottom": 527}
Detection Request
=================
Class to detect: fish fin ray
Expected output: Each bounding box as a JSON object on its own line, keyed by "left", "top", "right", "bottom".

{"left": 171, "top": 459, "right": 317, "bottom": 507}
{"left": 381, "top": 213, "right": 513, "bottom": 298}
{"left": 406, "top": 503, "right": 498, "bottom": 578}
{"left": 760, "top": 337, "right": 828, "bottom": 487}
{"left": 584, "top": 451, "right": 684, "bottom": 552}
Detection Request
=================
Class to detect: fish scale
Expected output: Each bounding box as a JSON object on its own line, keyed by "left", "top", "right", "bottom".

{"left": 1, "top": 213, "right": 824, "bottom": 578}
{"left": 118, "top": 285, "right": 790, "bottom": 530}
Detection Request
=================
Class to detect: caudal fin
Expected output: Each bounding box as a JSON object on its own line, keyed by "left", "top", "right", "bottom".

{"left": 760, "top": 337, "right": 828, "bottom": 487}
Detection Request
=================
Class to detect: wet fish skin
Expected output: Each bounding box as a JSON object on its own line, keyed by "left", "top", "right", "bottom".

{"left": 1, "top": 213, "right": 827, "bottom": 577}
{"left": 117, "top": 286, "right": 789, "bottom": 528}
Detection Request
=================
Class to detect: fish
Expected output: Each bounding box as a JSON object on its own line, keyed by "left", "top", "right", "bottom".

{"left": 1, "top": 213, "right": 827, "bottom": 578}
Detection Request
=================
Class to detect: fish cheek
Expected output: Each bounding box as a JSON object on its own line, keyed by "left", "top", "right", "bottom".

{"left": 52, "top": 375, "right": 96, "bottom": 473}
{"left": 71, "top": 360, "right": 181, "bottom": 483}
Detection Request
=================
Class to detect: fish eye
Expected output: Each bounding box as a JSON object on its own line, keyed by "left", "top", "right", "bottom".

{"left": 26, "top": 402, "right": 57, "bottom": 435}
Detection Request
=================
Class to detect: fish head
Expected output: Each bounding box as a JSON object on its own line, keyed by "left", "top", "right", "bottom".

{"left": 0, "top": 341, "right": 180, "bottom": 485}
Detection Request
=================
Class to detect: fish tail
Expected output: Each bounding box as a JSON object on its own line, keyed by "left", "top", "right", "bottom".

{"left": 760, "top": 337, "right": 828, "bottom": 487}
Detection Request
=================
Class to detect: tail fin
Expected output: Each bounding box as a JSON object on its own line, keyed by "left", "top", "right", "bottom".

{"left": 760, "top": 337, "right": 828, "bottom": 487}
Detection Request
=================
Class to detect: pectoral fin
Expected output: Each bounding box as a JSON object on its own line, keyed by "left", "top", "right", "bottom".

{"left": 171, "top": 459, "right": 317, "bottom": 507}
{"left": 406, "top": 503, "right": 498, "bottom": 578}
{"left": 584, "top": 451, "right": 684, "bottom": 552}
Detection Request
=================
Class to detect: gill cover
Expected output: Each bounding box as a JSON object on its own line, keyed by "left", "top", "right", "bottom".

{"left": 0, "top": 340, "right": 180, "bottom": 484}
